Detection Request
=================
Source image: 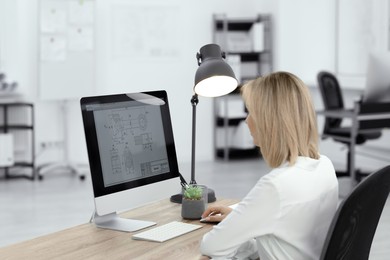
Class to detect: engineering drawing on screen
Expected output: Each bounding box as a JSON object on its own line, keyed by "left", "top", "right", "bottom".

{"left": 93, "top": 101, "right": 170, "bottom": 187}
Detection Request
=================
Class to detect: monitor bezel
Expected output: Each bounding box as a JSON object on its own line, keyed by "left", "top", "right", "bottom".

{"left": 80, "top": 90, "right": 180, "bottom": 198}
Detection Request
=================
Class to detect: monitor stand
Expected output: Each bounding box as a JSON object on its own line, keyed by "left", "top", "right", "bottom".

{"left": 92, "top": 212, "right": 156, "bottom": 232}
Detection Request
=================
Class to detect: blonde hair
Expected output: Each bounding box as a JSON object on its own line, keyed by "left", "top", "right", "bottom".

{"left": 241, "top": 71, "right": 319, "bottom": 168}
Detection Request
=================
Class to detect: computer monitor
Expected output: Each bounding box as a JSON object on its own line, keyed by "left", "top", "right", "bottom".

{"left": 363, "top": 51, "right": 390, "bottom": 103}
{"left": 81, "top": 90, "right": 180, "bottom": 232}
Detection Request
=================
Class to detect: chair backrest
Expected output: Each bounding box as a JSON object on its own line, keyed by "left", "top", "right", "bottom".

{"left": 317, "top": 71, "right": 344, "bottom": 132}
{"left": 320, "top": 165, "right": 390, "bottom": 260}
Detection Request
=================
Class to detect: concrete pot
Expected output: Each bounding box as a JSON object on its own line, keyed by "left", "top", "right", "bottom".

{"left": 181, "top": 198, "right": 206, "bottom": 220}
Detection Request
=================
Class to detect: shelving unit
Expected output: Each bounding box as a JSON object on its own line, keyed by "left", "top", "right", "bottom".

{"left": 213, "top": 14, "right": 273, "bottom": 160}
{"left": 0, "top": 103, "right": 35, "bottom": 180}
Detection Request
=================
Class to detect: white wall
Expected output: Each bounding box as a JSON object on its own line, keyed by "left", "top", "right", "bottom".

{"left": 273, "top": 0, "right": 390, "bottom": 172}
{"left": 0, "top": 0, "right": 274, "bottom": 174}
{"left": 86, "top": 0, "right": 274, "bottom": 167}
{"left": 336, "top": 0, "right": 390, "bottom": 88}
{"left": 1, "top": 0, "right": 389, "bottom": 176}
{"left": 0, "top": 0, "right": 21, "bottom": 84}
{"left": 275, "top": 0, "right": 336, "bottom": 86}
{"left": 0, "top": 0, "right": 67, "bottom": 167}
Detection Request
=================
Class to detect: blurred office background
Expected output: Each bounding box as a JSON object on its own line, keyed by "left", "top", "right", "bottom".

{"left": 0, "top": 0, "right": 389, "bottom": 257}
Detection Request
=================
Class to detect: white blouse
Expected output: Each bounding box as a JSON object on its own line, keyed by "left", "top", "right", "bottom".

{"left": 200, "top": 155, "right": 339, "bottom": 260}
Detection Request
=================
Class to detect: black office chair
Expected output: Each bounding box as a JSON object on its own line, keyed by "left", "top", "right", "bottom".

{"left": 317, "top": 71, "right": 382, "bottom": 180}
{"left": 320, "top": 165, "right": 390, "bottom": 260}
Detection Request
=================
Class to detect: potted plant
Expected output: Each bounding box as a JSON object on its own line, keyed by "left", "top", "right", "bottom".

{"left": 181, "top": 184, "right": 207, "bottom": 219}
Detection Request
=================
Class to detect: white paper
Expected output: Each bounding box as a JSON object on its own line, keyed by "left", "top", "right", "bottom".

{"left": 40, "top": 0, "right": 67, "bottom": 33}
{"left": 68, "top": 26, "right": 94, "bottom": 51}
{"left": 41, "top": 35, "right": 67, "bottom": 61}
{"left": 68, "top": 0, "right": 94, "bottom": 25}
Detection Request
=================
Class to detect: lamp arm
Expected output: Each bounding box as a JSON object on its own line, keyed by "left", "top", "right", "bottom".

{"left": 190, "top": 94, "right": 199, "bottom": 184}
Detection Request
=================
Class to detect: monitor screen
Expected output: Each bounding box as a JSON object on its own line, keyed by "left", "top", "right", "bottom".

{"left": 93, "top": 99, "right": 170, "bottom": 188}
{"left": 81, "top": 91, "right": 180, "bottom": 227}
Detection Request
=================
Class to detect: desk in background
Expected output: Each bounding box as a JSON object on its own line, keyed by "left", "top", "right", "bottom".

{"left": 0, "top": 198, "right": 238, "bottom": 259}
{"left": 317, "top": 101, "right": 390, "bottom": 187}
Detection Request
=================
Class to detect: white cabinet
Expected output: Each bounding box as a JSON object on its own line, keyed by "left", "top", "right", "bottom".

{"left": 0, "top": 103, "right": 35, "bottom": 180}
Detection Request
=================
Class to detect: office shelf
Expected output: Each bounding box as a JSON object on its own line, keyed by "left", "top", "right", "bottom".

{"left": 0, "top": 103, "right": 35, "bottom": 180}
{"left": 213, "top": 13, "right": 272, "bottom": 160}
{"left": 0, "top": 125, "right": 33, "bottom": 130}
{"left": 216, "top": 147, "right": 260, "bottom": 159}
{"left": 228, "top": 51, "right": 268, "bottom": 60}
{"left": 216, "top": 117, "right": 246, "bottom": 127}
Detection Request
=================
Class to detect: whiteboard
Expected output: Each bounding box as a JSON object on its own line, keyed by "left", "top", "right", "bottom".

{"left": 110, "top": 4, "right": 180, "bottom": 60}
{"left": 39, "top": 0, "right": 95, "bottom": 100}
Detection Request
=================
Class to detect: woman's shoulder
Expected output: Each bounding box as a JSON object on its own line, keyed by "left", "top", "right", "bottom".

{"left": 261, "top": 155, "right": 336, "bottom": 185}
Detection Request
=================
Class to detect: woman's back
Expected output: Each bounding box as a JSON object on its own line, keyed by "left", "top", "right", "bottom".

{"left": 256, "top": 155, "right": 338, "bottom": 260}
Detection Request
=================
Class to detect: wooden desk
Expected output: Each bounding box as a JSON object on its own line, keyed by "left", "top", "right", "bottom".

{"left": 0, "top": 198, "right": 238, "bottom": 259}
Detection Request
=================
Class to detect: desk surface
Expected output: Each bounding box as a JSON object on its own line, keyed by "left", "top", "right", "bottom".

{"left": 0, "top": 198, "right": 238, "bottom": 259}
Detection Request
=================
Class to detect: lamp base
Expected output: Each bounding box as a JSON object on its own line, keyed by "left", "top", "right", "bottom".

{"left": 170, "top": 188, "right": 216, "bottom": 204}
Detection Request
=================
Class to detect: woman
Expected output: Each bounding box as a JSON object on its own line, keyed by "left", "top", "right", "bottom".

{"left": 200, "top": 72, "right": 339, "bottom": 260}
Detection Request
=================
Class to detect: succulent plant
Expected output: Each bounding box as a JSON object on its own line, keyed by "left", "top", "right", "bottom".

{"left": 183, "top": 185, "right": 203, "bottom": 200}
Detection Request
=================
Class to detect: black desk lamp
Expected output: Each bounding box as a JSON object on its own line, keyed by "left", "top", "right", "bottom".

{"left": 171, "top": 43, "right": 238, "bottom": 203}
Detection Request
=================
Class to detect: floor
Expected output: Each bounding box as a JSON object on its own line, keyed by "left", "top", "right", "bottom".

{"left": 0, "top": 158, "right": 389, "bottom": 259}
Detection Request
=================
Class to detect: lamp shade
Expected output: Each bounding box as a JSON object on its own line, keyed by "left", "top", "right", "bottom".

{"left": 194, "top": 44, "right": 238, "bottom": 97}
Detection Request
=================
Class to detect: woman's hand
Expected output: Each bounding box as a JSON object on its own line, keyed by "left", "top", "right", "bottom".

{"left": 201, "top": 205, "right": 233, "bottom": 223}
